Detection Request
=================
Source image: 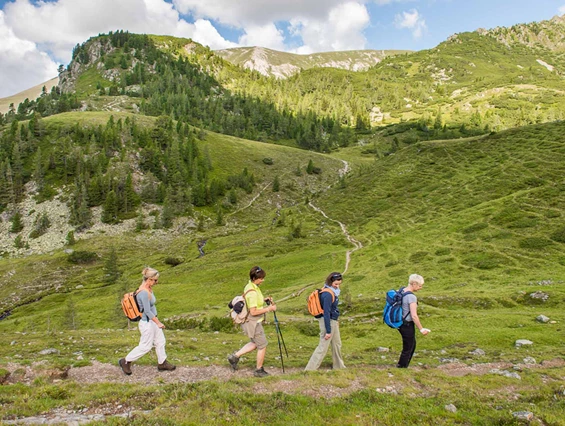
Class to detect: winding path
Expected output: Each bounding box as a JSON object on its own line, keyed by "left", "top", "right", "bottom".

{"left": 309, "top": 159, "right": 362, "bottom": 274}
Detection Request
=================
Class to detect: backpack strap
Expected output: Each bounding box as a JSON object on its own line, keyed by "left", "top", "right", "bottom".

{"left": 320, "top": 288, "right": 335, "bottom": 303}
{"left": 399, "top": 288, "right": 414, "bottom": 321}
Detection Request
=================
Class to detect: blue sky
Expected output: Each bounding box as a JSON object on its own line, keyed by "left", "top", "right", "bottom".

{"left": 0, "top": 0, "right": 564, "bottom": 97}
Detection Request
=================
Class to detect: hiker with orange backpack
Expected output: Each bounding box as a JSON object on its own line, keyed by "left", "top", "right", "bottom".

{"left": 228, "top": 266, "right": 277, "bottom": 377}
{"left": 118, "top": 267, "right": 176, "bottom": 375}
{"left": 305, "top": 272, "right": 346, "bottom": 371}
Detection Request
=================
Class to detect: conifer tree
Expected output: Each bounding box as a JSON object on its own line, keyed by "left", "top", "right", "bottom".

{"left": 101, "top": 190, "right": 119, "bottom": 224}
{"left": 103, "top": 246, "right": 121, "bottom": 285}
{"left": 70, "top": 183, "right": 92, "bottom": 230}
{"left": 273, "top": 175, "right": 280, "bottom": 192}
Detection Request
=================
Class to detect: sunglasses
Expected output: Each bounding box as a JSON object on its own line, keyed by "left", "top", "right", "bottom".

{"left": 331, "top": 274, "right": 343, "bottom": 282}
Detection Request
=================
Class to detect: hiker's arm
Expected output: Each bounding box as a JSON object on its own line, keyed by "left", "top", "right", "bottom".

{"left": 409, "top": 302, "right": 427, "bottom": 335}
{"left": 151, "top": 316, "right": 165, "bottom": 329}
{"left": 322, "top": 293, "right": 332, "bottom": 337}
{"left": 249, "top": 304, "right": 275, "bottom": 316}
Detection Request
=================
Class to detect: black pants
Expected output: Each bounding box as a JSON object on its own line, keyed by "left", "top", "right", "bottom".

{"left": 397, "top": 321, "right": 416, "bottom": 368}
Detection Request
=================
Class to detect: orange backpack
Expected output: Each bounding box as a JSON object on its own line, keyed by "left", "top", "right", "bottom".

{"left": 306, "top": 288, "right": 335, "bottom": 316}
{"left": 121, "top": 290, "right": 143, "bottom": 321}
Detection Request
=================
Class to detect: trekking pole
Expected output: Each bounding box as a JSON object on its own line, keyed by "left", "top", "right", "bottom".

{"left": 267, "top": 300, "right": 288, "bottom": 373}
{"left": 272, "top": 310, "right": 289, "bottom": 358}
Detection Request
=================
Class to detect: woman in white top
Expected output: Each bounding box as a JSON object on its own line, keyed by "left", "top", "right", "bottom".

{"left": 118, "top": 267, "right": 176, "bottom": 375}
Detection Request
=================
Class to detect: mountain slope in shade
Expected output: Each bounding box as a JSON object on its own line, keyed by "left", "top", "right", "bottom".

{"left": 215, "top": 46, "right": 410, "bottom": 78}
{"left": 0, "top": 76, "right": 59, "bottom": 114}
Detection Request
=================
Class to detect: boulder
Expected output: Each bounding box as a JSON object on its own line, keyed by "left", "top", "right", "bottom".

{"left": 469, "top": 348, "right": 485, "bottom": 356}
{"left": 445, "top": 404, "right": 457, "bottom": 413}
{"left": 515, "top": 339, "right": 533, "bottom": 348}
{"left": 512, "top": 411, "right": 533, "bottom": 421}
{"left": 536, "top": 315, "right": 550, "bottom": 323}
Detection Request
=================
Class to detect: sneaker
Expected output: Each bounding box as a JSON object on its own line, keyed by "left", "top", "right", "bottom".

{"left": 253, "top": 367, "right": 269, "bottom": 378}
{"left": 157, "top": 360, "right": 176, "bottom": 371}
{"left": 118, "top": 358, "right": 132, "bottom": 375}
{"left": 228, "top": 353, "right": 240, "bottom": 371}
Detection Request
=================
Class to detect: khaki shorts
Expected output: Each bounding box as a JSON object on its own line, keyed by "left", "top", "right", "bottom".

{"left": 241, "top": 321, "right": 268, "bottom": 349}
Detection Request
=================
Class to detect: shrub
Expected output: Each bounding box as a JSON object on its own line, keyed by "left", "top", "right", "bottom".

{"left": 550, "top": 227, "right": 565, "bottom": 243}
{"left": 164, "top": 257, "right": 184, "bottom": 267}
{"left": 68, "top": 251, "right": 99, "bottom": 264}
{"left": 207, "top": 316, "right": 234, "bottom": 333}
{"left": 462, "top": 223, "right": 488, "bottom": 234}
{"left": 29, "top": 212, "right": 51, "bottom": 239}
{"left": 435, "top": 248, "right": 451, "bottom": 256}
{"left": 295, "top": 322, "right": 319, "bottom": 337}
{"left": 519, "top": 237, "right": 552, "bottom": 249}
{"left": 409, "top": 251, "right": 429, "bottom": 262}
{"left": 262, "top": 157, "right": 274, "bottom": 165}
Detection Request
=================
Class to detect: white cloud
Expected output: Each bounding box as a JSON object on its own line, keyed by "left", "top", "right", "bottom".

{"left": 394, "top": 9, "right": 426, "bottom": 38}
{"left": 292, "top": 2, "right": 370, "bottom": 53}
{"left": 559, "top": 5, "right": 565, "bottom": 14}
{"left": 172, "top": 0, "right": 348, "bottom": 27}
{"left": 0, "top": 0, "right": 236, "bottom": 97}
{"left": 239, "top": 23, "right": 286, "bottom": 50}
{"left": 3, "top": 0, "right": 235, "bottom": 63}
{"left": 0, "top": 10, "right": 58, "bottom": 98}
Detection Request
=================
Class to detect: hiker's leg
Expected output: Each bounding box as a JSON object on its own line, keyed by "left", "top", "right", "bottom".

{"left": 252, "top": 323, "right": 268, "bottom": 369}
{"left": 125, "top": 321, "right": 154, "bottom": 362}
{"left": 153, "top": 323, "right": 167, "bottom": 364}
{"left": 397, "top": 322, "right": 416, "bottom": 368}
{"left": 256, "top": 347, "right": 266, "bottom": 369}
{"left": 330, "top": 320, "right": 346, "bottom": 369}
{"left": 305, "top": 318, "right": 331, "bottom": 371}
{"left": 235, "top": 342, "right": 257, "bottom": 357}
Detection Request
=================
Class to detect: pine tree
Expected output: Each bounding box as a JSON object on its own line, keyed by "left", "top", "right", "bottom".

{"left": 272, "top": 175, "right": 280, "bottom": 192}
{"left": 101, "top": 190, "right": 119, "bottom": 224}
{"left": 10, "top": 211, "right": 24, "bottom": 233}
{"left": 306, "top": 159, "right": 315, "bottom": 175}
{"left": 103, "top": 247, "right": 121, "bottom": 285}
{"left": 63, "top": 298, "right": 79, "bottom": 330}
{"left": 70, "top": 183, "right": 92, "bottom": 230}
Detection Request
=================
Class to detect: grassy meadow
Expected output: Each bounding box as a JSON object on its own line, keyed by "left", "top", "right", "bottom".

{"left": 1, "top": 120, "right": 565, "bottom": 424}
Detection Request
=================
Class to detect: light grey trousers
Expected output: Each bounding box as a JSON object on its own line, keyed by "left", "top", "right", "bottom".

{"left": 304, "top": 318, "right": 346, "bottom": 371}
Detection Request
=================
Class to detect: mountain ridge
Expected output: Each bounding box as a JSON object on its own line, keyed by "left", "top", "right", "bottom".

{"left": 215, "top": 46, "right": 410, "bottom": 78}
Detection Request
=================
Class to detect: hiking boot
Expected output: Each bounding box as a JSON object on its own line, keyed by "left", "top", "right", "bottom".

{"left": 253, "top": 367, "right": 269, "bottom": 378}
{"left": 118, "top": 358, "right": 132, "bottom": 375}
{"left": 228, "top": 353, "right": 240, "bottom": 371}
{"left": 157, "top": 360, "right": 176, "bottom": 371}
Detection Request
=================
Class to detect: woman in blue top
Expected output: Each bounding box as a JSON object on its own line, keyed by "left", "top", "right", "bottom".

{"left": 305, "top": 272, "right": 346, "bottom": 371}
{"left": 118, "top": 267, "right": 176, "bottom": 375}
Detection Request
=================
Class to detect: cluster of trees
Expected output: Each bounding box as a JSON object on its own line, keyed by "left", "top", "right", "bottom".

{"left": 0, "top": 114, "right": 256, "bottom": 233}
{"left": 0, "top": 86, "right": 80, "bottom": 125}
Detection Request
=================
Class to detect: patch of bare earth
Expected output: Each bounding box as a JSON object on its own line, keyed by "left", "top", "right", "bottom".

{"left": 437, "top": 358, "right": 565, "bottom": 376}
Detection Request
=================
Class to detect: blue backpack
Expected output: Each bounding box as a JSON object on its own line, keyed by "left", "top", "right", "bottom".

{"left": 383, "top": 288, "right": 413, "bottom": 328}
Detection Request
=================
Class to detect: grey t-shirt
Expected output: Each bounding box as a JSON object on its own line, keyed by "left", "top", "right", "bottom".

{"left": 401, "top": 291, "right": 417, "bottom": 322}
{"left": 136, "top": 290, "right": 157, "bottom": 321}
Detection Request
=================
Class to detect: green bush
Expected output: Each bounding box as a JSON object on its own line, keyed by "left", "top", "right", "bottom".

{"left": 262, "top": 157, "right": 274, "bottom": 165}
{"left": 550, "top": 227, "right": 565, "bottom": 243}
{"left": 164, "top": 257, "right": 184, "bottom": 267}
{"left": 295, "top": 322, "right": 319, "bottom": 337}
{"left": 435, "top": 248, "right": 451, "bottom": 256}
{"left": 67, "top": 251, "right": 99, "bottom": 264}
{"left": 462, "top": 223, "right": 488, "bottom": 234}
{"left": 207, "top": 316, "right": 234, "bottom": 333}
{"left": 518, "top": 237, "right": 552, "bottom": 249}
{"left": 409, "top": 251, "right": 429, "bottom": 262}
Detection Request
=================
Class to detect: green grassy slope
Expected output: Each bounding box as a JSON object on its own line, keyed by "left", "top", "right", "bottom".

{"left": 1, "top": 121, "right": 565, "bottom": 425}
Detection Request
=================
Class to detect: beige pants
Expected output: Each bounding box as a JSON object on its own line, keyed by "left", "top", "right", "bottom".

{"left": 305, "top": 318, "right": 346, "bottom": 371}
{"left": 125, "top": 320, "right": 167, "bottom": 364}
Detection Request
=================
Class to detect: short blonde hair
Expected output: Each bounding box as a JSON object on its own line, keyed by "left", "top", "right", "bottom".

{"left": 142, "top": 267, "right": 159, "bottom": 283}
{"left": 408, "top": 274, "right": 424, "bottom": 285}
